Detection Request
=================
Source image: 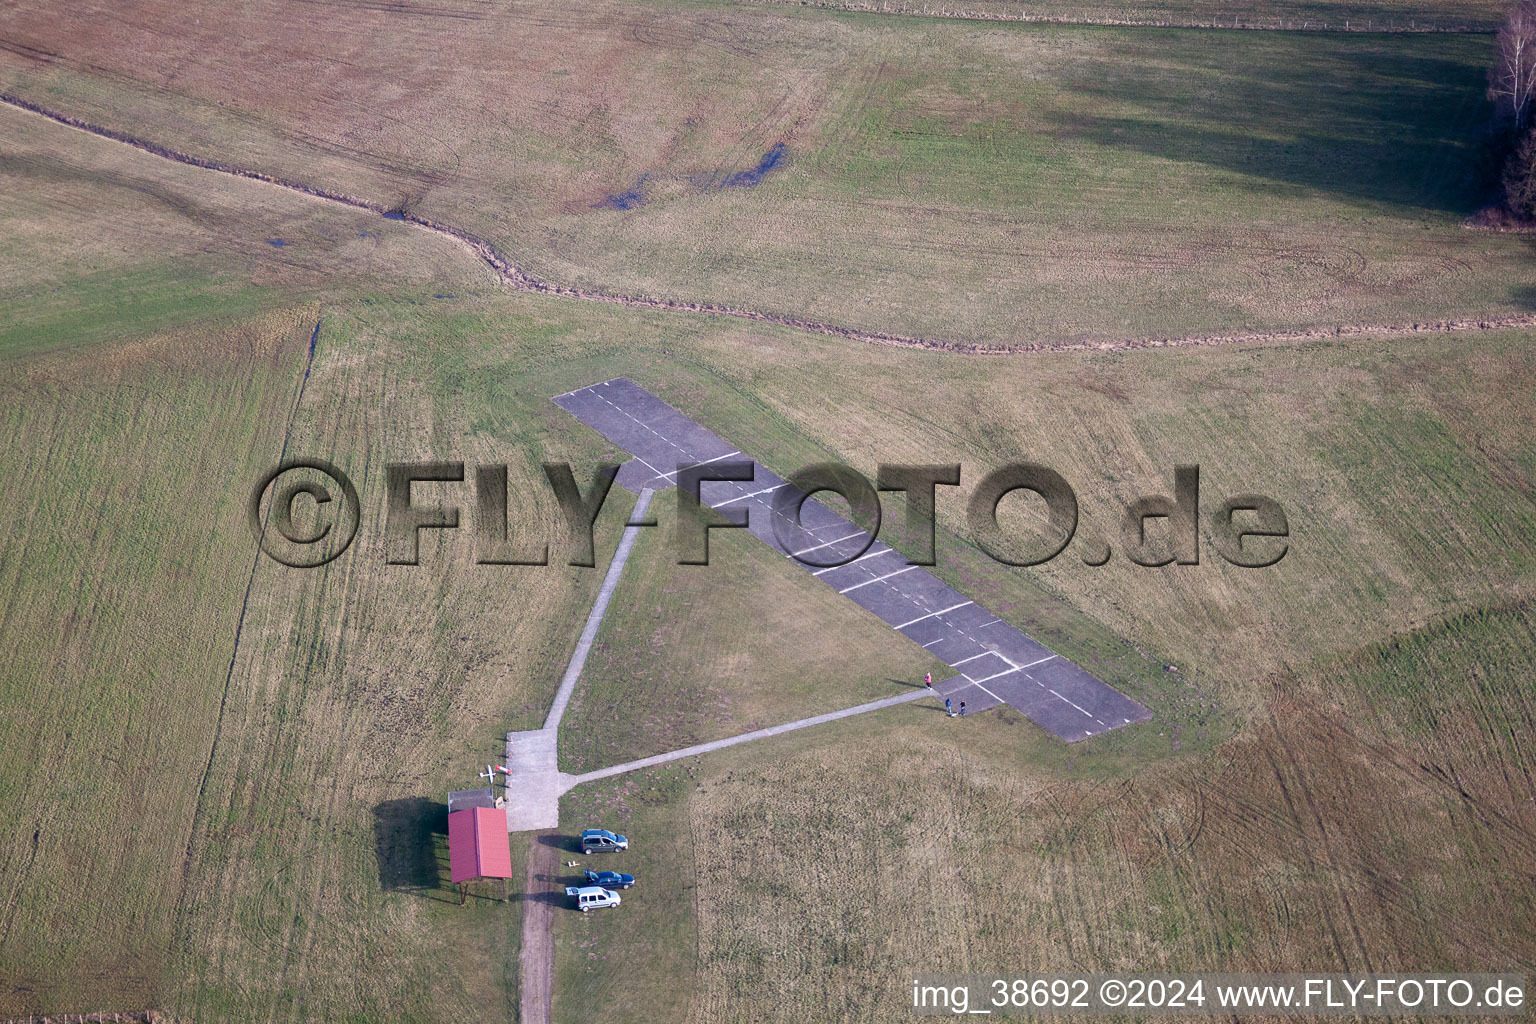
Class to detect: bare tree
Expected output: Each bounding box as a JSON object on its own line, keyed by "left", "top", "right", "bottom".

{"left": 1502, "top": 129, "right": 1536, "bottom": 216}
{"left": 1490, "top": 0, "right": 1536, "bottom": 130}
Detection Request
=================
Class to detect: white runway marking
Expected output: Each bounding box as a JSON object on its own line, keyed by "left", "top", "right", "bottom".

{"left": 971, "top": 679, "right": 1007, "bottom": 705}
{"left": 1047, "top": 688, "right": 1095, "bottom": 718}
{"left": 654, "top": 449, "right": 741, "bottom": 481}
{"left": 813, "top": 547, "right": 893, "bottom": 574}
{"left": 838, "top": 565, "right": 919, "bottom": 593}
{"left": 966, "top": 666, "right": 1025, "bottom": 686}
{"left": 894, "top": 601, "right": 973, "bottom": 630}
{"left": 790, "top": 530, "right": 868, "bottom": 558}
{"left": 630, "top": 454, "right": 669, "bottom": 479}
{"left": 710, "top": 482, "right": 786, "bottom": 508}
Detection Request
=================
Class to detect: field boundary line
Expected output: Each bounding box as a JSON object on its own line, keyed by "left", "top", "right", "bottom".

{"left": 5, "top": 93, "right": 1534, "bottom": 355}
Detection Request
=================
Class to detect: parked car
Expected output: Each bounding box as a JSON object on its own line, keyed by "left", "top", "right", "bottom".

{"left": 580, "top": 828, "right": 628, "bottom": 854}
{"left": 585, "top": 869, "right": 635, "bottom": 890}
{"left": 565, "top": 885, "right": 622, "bottom": 912}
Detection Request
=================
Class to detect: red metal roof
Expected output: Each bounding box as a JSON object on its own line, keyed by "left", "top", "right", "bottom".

{"left": 448, "top": 806, "right": 513, "bottom": 883}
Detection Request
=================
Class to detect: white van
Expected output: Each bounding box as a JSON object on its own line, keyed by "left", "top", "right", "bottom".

{"left": 565, "top": 885, "right": 622, "bottom": 912}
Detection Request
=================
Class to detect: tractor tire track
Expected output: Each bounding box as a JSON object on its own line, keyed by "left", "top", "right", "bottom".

{"left": 6, "top": 91, "right": 1536, "bottom": 357}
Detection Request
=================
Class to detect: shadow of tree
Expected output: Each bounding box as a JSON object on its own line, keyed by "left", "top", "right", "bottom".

{"left": 1048, "top": 33, "right": 1502, "bottom": 215}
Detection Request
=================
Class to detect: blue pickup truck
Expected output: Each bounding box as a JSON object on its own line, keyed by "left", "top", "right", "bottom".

{"left": 584, "top": 868, "right": 635, "bottom": 890}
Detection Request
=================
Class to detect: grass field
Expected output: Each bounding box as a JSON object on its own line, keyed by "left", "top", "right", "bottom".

{"left": 0, "top": 101, "right": 478, "bottom": 360}
{"left": 557, "top": 521, "right": 951, "bottom": 775}
{"left": 0, "top": 309, "right": 311, "bottom": 1013}
{"left": 0, "top": 107, "right": 543, "bottom": 1019}
{"left": 551, "top": 592, "right": 1536, "bottom": 1024}
{"left": 0, "top": 99, "right": 499, "bottom": 1015}
{"left": 737, "top": 0, "right": 1508, "bottom": 30}
{"left": 529, "top": 304, "right": 1534, "bottom": 1020}
{"left": 2, "top": 7, "right": 1535, "bottom": 1021}
{"left": 2, "top": 3, "right": 1533, "bottom": 347}
{"left": 481, "top": 291, "right": 1531, "bottom": 1017}
{"left": 3, "top": 243, "right": 1534, "bottom": 1020}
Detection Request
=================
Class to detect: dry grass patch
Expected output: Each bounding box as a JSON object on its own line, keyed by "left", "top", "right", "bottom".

{"left": 162, "top": 302, "right": 638, "bottom": 1022}
{"left": 675, "top": 685, "right": 1534, "bottom": 1022}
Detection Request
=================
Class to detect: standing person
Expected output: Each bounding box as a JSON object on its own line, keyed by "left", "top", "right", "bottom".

{"left": 959, "top": 700, "right": 967, "bottom": 717}
{"left": 925, "top": 672, "right": 933, "bottom": 689}
{"left": 944, "top": 697, "right": 953, "bottom": 717}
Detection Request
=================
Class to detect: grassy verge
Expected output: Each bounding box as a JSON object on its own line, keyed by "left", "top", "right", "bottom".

{"left": 553, "top": 766, "right": 701, "bottom": 1022}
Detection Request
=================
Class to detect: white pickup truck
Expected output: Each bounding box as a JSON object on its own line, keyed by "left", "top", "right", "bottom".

{"left": 565, "top": 885, "right": 622, "bottom": 912}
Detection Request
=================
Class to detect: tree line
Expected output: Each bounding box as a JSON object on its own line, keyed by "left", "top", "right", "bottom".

{"left": 1491, "top": 0, "right": 1536, "bottom": 219}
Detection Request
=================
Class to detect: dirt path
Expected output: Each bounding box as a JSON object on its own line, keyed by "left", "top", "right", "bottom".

{"left": 519, "top": 835, "right": 559, "bottom": 1024}
{"left": 8, "top": 92, "right": 1536, "bottom": 358}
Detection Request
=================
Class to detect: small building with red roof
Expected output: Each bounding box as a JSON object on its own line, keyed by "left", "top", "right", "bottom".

{"left": 448, "top": 805, "right": 513, "bottom": 885}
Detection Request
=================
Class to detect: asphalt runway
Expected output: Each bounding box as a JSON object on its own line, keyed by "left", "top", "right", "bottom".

{"left": 553, "top": 378, "right": 1151, "bottom": 741}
